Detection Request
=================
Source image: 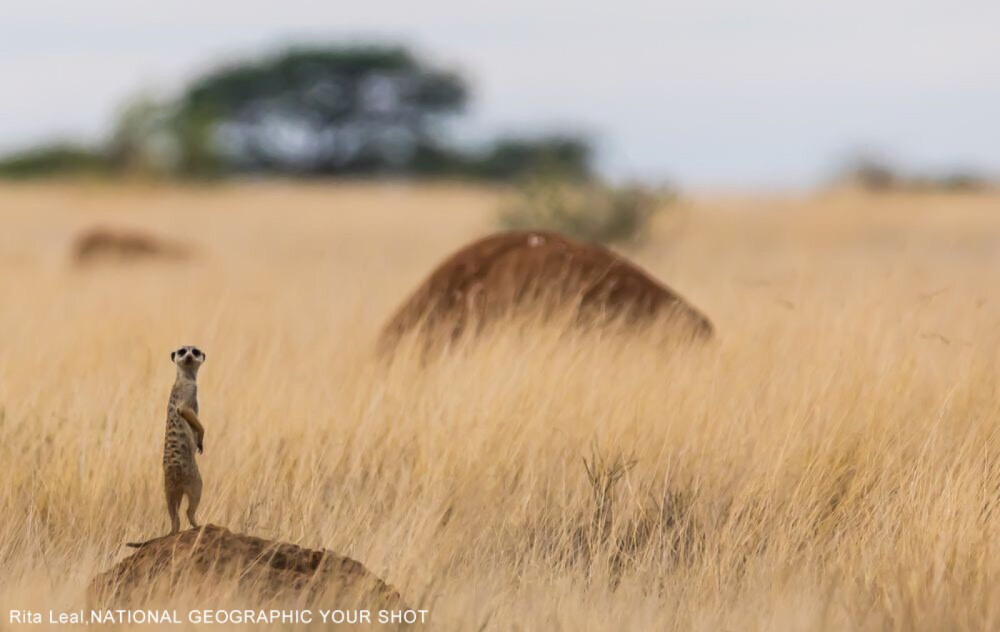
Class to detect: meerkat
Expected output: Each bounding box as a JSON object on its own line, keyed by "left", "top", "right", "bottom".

{"left": 162, "top": 345, "right": 206, "bottom": 534}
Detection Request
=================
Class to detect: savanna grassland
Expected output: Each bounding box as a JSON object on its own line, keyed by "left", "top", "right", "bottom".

{"left": 1, "top": 181, "right": 999, "bottom": 630}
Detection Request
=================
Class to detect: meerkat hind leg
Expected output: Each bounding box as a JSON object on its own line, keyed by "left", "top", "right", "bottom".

{"left": 166, "top": 486, "right": 183, "bottom": 534}
{"left": 186, "top": 476, "right": 202, "bottom": 528}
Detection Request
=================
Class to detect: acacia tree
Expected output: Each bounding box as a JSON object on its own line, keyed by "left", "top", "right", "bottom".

{"left": 173, "top": 46, "right": 468, "bottom": 176}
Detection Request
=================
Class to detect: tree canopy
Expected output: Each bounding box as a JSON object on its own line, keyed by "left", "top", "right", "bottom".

{"left": 0, "top": 43, "right": 595, "bottom": 181}
{"left": 175, "top": 46, "right": 468, "bottom": 176}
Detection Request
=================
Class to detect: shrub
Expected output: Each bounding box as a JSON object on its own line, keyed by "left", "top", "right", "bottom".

{"left": 471, "top": 135, "right": 593, "bottom": 181}
{"left": 0, "top": 144, "right": 110, "bottom": 179}
{"left": 838, "top": 154, "right": 994, "bottom": 193}
{"left": 498, "top": 178, "right": 668, "bottom": 246}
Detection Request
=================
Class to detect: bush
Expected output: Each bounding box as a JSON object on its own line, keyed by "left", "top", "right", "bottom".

{"left": 838, "top": 154, "right": 994, "bottom": 193}
{"left": 0, "top": 144, "right": 110, "bottom": 179}
{"left": 841, "top": 157, "right": 899, "bottom": 192}
{"left": 470, "top": 135, "right": 593, "bottom": 181}
{"left": 498, "top": 178, "right": 668, "bottom": 246}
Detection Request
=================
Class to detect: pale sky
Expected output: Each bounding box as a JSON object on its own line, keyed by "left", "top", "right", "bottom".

{"left": 2, "top": 0, "right": 999, "bottom": 188}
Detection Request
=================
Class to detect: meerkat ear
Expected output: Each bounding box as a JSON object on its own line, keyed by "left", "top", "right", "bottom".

{"left": 170, "top": 351, "right": 176, "bottom": 362}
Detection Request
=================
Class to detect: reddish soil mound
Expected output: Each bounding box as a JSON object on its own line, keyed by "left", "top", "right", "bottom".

{"left": 379, "top": 230, "right": 713, "bottom": 353}
{"left": 90, "top": 525, "right": 405, "bottom": 608}
{"left": 72, "top": 227, "right": 190, "bottom": 265}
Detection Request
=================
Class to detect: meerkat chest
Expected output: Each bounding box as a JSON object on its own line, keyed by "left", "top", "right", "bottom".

{"left": 169, "top": 381, "right": 199, "bottom": 413}
{"left": 165, "top": 381, "right": 199, "bottom": 444}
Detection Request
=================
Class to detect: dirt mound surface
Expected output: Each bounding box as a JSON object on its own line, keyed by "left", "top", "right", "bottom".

{"left": 379, "top": 230, "right": 713, "bottom": 353}
{"left": 72, "top": 226, "right": 190, "bottom": 265}
{"left": 90, "top": 525, "right": 405, "bottom": 608}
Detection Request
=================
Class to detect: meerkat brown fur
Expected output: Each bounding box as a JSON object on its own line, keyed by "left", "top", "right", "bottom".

{"left": 163, "top": 345, "right": 206, "bottom": 534}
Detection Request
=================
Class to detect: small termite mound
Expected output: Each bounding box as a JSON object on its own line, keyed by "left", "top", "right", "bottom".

{"left": 72, "top": 226, "right": 191, "bottom": 266}
{"left": 90, "top": 525, "right": 405, "bottom": 608}
{"left": 378, "top": 230, "right": 714, "bottom": 355}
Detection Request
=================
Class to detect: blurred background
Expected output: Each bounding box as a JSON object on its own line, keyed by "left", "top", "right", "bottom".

{"left": 5, "top": 7, "right": 1000, "bottom": 628}
{"left": 3, "top": 0, "right": 999, "bottom": 193}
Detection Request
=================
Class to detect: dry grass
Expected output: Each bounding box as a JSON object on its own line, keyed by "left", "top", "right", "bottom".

{"left": 1, "top": 181, "right": 999, "bottom": 630}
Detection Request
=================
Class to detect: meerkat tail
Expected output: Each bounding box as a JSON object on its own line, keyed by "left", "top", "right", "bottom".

{"left": 126, "top": 534, "right": 171, "bottom": 548}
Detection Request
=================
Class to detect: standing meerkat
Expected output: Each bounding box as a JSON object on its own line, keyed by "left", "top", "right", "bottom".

{"left": 162, "top": 345, "right": 206, "bottom": 534}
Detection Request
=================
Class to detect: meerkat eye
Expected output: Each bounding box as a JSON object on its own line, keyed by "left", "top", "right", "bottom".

{"left": 193, "top": 348, "right": 203, "bottom": 357}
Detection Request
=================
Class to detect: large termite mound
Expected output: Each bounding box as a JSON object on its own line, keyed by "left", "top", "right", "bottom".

{"left": 90, "top": 525, "right": 405, "bottom": 608}
{"left": 72, "top": 226, "right": 191, "bottom": 265}
{"left": 379, "top": 230, "right": 714, "bottom": 354}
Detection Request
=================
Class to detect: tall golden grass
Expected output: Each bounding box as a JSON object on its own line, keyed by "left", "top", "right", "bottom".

{"left": 1, "top": 181, "right": 998, "bottom": 630}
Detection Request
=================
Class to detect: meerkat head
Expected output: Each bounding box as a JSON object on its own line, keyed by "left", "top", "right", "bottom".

{"left": 171, "top": 345, "right": 206, "bottom": 376}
